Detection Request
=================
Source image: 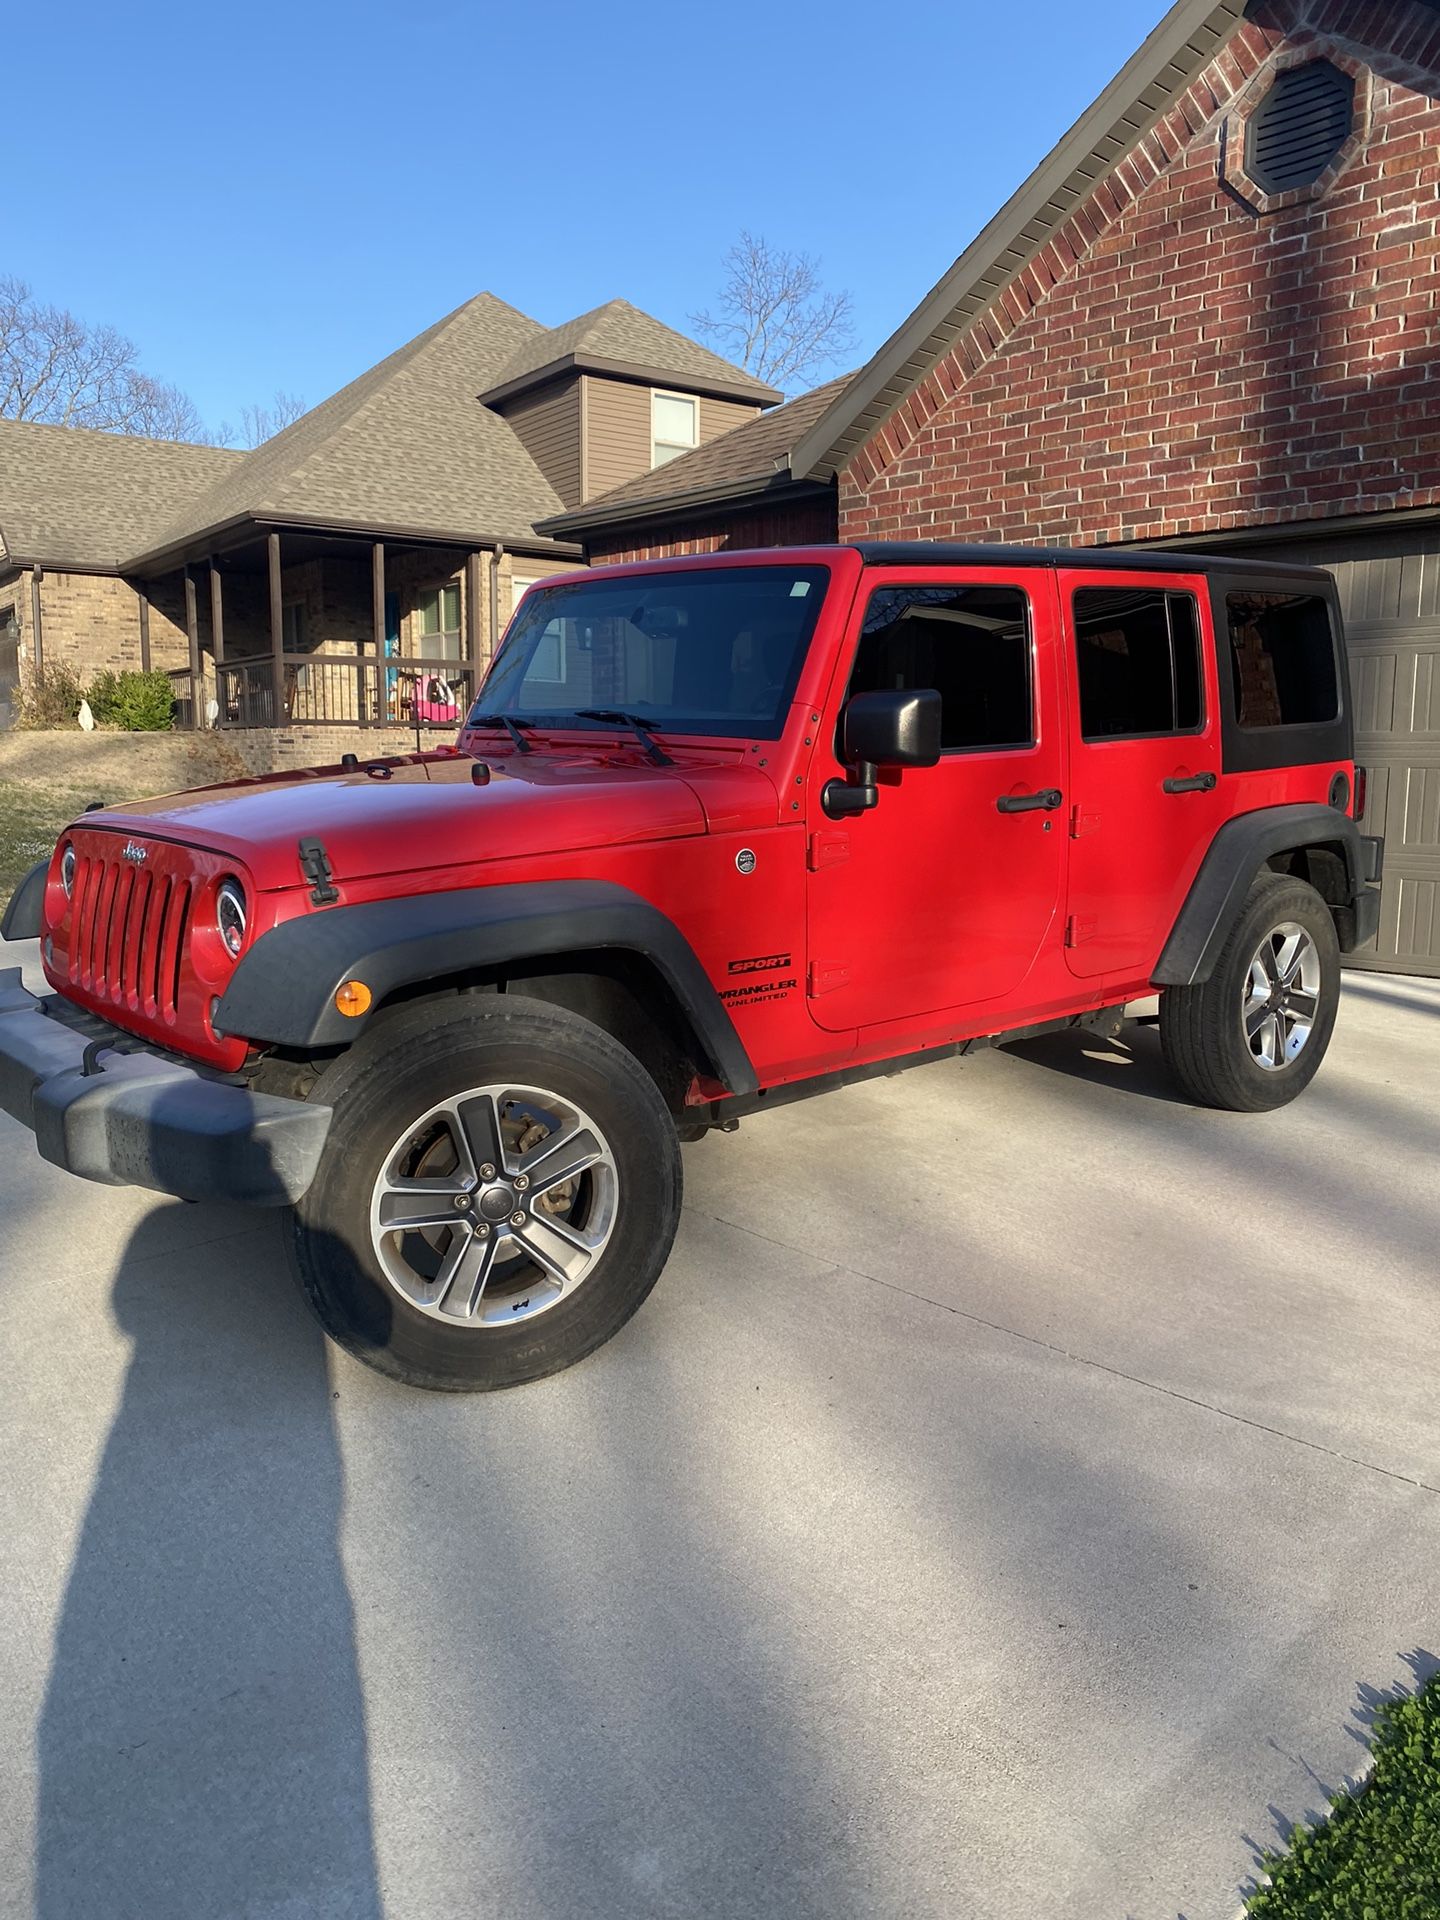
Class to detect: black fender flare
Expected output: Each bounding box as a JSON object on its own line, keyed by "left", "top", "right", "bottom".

{"left": 1153, "top": 803, "right": 1370, "bottom": 987}
{"left": 1, "top": 859, "right": 48, "bottom": 943}
{"left": 213, "top": 879, "right": 757, "bottom": 1095}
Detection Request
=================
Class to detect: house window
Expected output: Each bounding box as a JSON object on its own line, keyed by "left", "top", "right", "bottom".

{"left": 1245, "top": 61, "right": 1355, "bottom": 195}
{"left": 1225, "top": 592, "right": 1339, "bottom": 728}
{"left": 281, "top": 602, "right": 306, "bottom": 651}
{"left": 1073, "top": 588, "right": 1203, "bottom": 740}
{"left": 651, "top": 391, "right": 698, "bottom": 468}
{"left": 846, "top": 584, "right": 1033, "bottom": 752}
{"left": 418, "top": 582, "right": 462, "bottom": 658}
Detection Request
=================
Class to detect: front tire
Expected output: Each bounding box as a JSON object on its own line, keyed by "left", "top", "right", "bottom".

{"left": 1159, "top": 871, "right": 1340, "bottom": 1112}
{"left": 290, "top": 995, "right": 682, "bottom": 1390}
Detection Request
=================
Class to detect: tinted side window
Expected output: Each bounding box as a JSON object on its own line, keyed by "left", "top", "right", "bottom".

{"left": 1226, "top": 591, "right": 1339, "bottom": 727}
{"left": 847, "top": 585, "right": 1032, "bottom": 751}
{"left": 1074, "top": 588, "right": 1204, "bottom": 740}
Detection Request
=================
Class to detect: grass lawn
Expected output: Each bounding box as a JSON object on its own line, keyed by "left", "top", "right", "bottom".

{"left": 1247, "top": 1673, "right": 1440, "bottom": 1917}
{"left": 0, "top": 782, "right": 141, "bottom": 914}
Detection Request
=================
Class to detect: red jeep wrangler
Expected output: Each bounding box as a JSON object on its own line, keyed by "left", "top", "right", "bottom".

{"left": 0, "top": 544, "right": 1382, "bottom": 1391}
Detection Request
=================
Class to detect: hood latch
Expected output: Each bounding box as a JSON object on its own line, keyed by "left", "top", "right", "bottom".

{"left": 298, "top": 837, "right": 340, "bottom": 906}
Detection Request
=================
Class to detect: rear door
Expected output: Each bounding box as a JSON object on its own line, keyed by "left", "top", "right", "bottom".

{"left": 805, "top": 567, "right": 1066, "bottom": 1031}
{"left": 1060, "top": 570, "right": 1226, "bottom": 980}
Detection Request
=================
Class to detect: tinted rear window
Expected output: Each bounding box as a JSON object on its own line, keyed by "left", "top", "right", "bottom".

{"left": 1226, "top": 591, "right": 1339, "bottom": 728}
{"left": 1073, "top": 587, "right": 1204, "bottom": 739}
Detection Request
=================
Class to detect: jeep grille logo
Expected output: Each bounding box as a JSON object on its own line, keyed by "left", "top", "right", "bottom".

{"left": 121, "top": 841, "right": 147, "bottom": 865}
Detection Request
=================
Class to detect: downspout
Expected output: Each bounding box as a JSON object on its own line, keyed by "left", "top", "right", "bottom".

{"left": 30, "top": 567, "right": 44, "bottom": 676}
{"left": 490, "top": 541, "right": 504, "bottom": 664}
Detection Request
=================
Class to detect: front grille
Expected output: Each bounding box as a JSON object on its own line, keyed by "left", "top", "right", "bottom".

{"left": 70, "top": 846, "right": 194, "bottom": 1022}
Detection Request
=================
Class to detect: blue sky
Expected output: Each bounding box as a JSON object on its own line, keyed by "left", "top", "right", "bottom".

{"left": 16, "top": 0, "right": 1171, "bottom": 433}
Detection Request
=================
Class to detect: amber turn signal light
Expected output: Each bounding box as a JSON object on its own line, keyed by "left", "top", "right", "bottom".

{"left": 334, "top": 979, "right": 373, "bottom": 1018}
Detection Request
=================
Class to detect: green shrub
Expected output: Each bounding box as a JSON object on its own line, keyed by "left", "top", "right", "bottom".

{"left": 1248, "top": 1672, "right": 1440, "bottom": 1917}
{"left": 86, "top": 669, "right": 122, "bottom": 726}
{"left": 16, "top": 662, "right": 85, "bottom": 728}
{"left": 109, "top": 669, "right": 176, "bottom": 732}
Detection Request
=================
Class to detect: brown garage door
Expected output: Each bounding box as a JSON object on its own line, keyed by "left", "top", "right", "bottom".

{"left": 1245, "top": 526, "right": 1440, "bottom": 979}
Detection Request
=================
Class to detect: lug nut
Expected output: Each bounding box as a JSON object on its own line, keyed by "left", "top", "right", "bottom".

{"left": 514, "top": 1173, "right": 530, "bottom": 1191}
{"left": 509, "top": 1210, "right": 525, "bottom": 1227}
{"left": 475, "top": 1222, "right": 490, "bottom": 1237}
{"left": 479, "top": 1163, "right": 496, "bottom": 1180}
{"left": 452, "top": 1193, "right": 470, "bottom": 1210}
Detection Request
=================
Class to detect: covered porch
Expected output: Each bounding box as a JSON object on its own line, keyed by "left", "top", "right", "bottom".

{"left": 133, "top": 522, "right": 572, "bottom": 734}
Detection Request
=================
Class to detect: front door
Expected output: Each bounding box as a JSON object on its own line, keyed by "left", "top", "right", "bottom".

{"left": 806, "top": 568, "right": 1067, "bottom": 1033}
{"left": 1060, "top": 570, "right": 1227, "bottom": 979}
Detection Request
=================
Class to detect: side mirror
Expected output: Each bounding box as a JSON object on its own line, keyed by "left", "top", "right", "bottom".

{"left": 824, "top": 689, "right": 942, "bottom": 817}
{"left": 844, "top": 688, "right": 942, "bottom": 769}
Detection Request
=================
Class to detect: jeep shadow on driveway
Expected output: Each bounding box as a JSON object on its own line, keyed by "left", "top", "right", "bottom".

{"left": 0, "top": 543, "right": 1383, "bottom": 1392}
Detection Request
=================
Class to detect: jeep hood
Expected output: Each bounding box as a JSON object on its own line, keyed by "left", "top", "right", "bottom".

{"left": 82, "top": 751, "right": 775, "bottom": 891}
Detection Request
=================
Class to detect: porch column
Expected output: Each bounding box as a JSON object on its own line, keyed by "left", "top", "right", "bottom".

{"left": 29, "top": 569, "right": 43, "bottom": 675}
{"left": 137, "top": 586, "right": 151, "bottom": 673}
{"left": 209, "top": 560, "right": 225, "bottom": 666}
{"left": 465, "top": 550, "right": 482, "bottom": 689}
{"left": 183, "top": 565, "right": 202, "bottom": 732}
{"left": 268, "top": 532, "right": 284, "bottom": 723}
{"left": 370, "top": 542, "right": 385, "bottom": 727}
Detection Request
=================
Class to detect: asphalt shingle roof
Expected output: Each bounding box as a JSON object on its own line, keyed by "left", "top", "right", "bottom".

{"left": 482, "top": 299, "right": 781, "bottom": 404}
{"left": 131, "top": 294, "right": 565, "bottom": 564}
{"left": 538, "top": 376, "right": 852, "bottom": 533}
{"left": 0, "top": 291, "right": 787, "bottom": 574}
{"left": 0, "top": 422, "right": 243, "bottom": 570}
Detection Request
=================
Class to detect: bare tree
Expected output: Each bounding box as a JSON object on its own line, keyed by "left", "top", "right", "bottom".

{"left": 238, "top": 391, "right": 307, "bottom": 447}
{"left": 690, "top": 232, "right": 857, "bottom": 393}
{"left": 0, "top": 275, "right": 212, "bottom": 440}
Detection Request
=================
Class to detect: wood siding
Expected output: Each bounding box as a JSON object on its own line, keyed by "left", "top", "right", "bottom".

{"left": 583, "top": 379, "right": 766, "bottom": 503}
{"left": 498, "top": 377, "right": 583, "bottom": 508}
{"left": 582, "top": 377, "right": 652, "bottom": 501}
{"left": 700, "top": 396, "right": 760, "bottom": 441}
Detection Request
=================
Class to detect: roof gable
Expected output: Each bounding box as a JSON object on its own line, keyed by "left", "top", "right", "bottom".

{"left": 479, "top": 298, "right": 782, "bottom": 407}
{"left": 790, "top": 0, "right": 1248, "bottom": 482}
{"left": 132, "top": 293, "right": 567, "bottom": 564}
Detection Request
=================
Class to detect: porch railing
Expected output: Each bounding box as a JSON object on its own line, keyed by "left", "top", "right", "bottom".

{"left": 216, "top": 656, "right": 476, "bottom": 731}
{"left": 166, "top": 667, "right": 196, "bottom": 731}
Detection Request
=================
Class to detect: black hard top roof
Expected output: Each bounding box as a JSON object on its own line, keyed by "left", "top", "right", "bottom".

{"left": 851, "top": 541, "right": 1331, "bottom": 581}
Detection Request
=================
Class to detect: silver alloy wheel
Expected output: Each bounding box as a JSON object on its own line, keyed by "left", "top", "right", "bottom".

{"left": 1241, "top": 921, "right": 1322, "bottom": 1070}
{"left": 368, "top": 1083, "right": 619, "bottom": 1327}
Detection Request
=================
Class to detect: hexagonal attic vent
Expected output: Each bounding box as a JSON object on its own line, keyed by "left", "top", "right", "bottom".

{"left": 1244, "top": 60, "right": 1356, "bottom": 194}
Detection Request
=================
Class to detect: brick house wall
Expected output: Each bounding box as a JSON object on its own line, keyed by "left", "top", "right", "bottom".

{"left": 838, "top": 0, "right": 1440, "bottom": 548}
{"left": 2, "top": 570, "right": 194, "bottom": 679}
{"left": 586, "top": 497, "right": 838, "bottom": 566}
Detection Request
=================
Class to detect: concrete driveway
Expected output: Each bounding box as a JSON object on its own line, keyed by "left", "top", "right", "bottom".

{"left": 1, "top": 931, "right": 1437, "bottom": 1920}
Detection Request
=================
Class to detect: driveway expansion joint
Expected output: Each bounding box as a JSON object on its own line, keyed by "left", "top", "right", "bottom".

{"left": 692, "top": 1203, "right": 1440, "bottom": 1501}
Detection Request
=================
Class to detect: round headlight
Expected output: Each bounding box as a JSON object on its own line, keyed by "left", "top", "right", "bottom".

{"left": 216, "top": 879, "right": 247, "bottom": 959}
{"left": 60, "top": 844, "right": 76, "bottom": 898}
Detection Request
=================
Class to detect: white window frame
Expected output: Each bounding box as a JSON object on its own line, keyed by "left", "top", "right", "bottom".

{"left": 651, "top": 389, "right": 699, "bottom": 469}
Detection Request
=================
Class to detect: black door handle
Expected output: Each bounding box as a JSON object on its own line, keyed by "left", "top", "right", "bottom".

{"left": 996, "top": 787, "right": 1063, "bottom": 813}
{"left": 1162, "top": 772, "right": 1217, "bottom": 794}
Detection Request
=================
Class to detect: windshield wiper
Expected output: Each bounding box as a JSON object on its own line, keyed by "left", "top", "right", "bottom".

{"left": 573, "top": 709, "right": 675, "bottom": 767}
{"left": 467, "top": 714, "right": 534, "bottom": 754}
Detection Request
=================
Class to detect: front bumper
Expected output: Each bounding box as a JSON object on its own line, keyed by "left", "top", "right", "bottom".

{"left": 0, "top": 968, "right": 331, "bottom": 1206}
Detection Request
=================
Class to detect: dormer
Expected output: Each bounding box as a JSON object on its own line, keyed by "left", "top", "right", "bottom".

{"left": 478, "top": 299, "right": 781, "bottom": 510}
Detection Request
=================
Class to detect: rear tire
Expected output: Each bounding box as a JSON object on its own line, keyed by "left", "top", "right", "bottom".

{"left": 1159, "top": 872, "right": 1340, "bottom": 1112}
{"left": 290, "top": 995, "right": 682, "bottom": 1391}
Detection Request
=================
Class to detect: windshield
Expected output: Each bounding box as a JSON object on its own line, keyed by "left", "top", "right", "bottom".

{"left": 468, "top": 564, "right": 830, "bottom": 740}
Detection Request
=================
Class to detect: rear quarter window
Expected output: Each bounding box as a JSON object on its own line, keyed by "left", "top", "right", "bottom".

{"left": 1226, "top": 591, "right": 1339, "bottom": 728}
